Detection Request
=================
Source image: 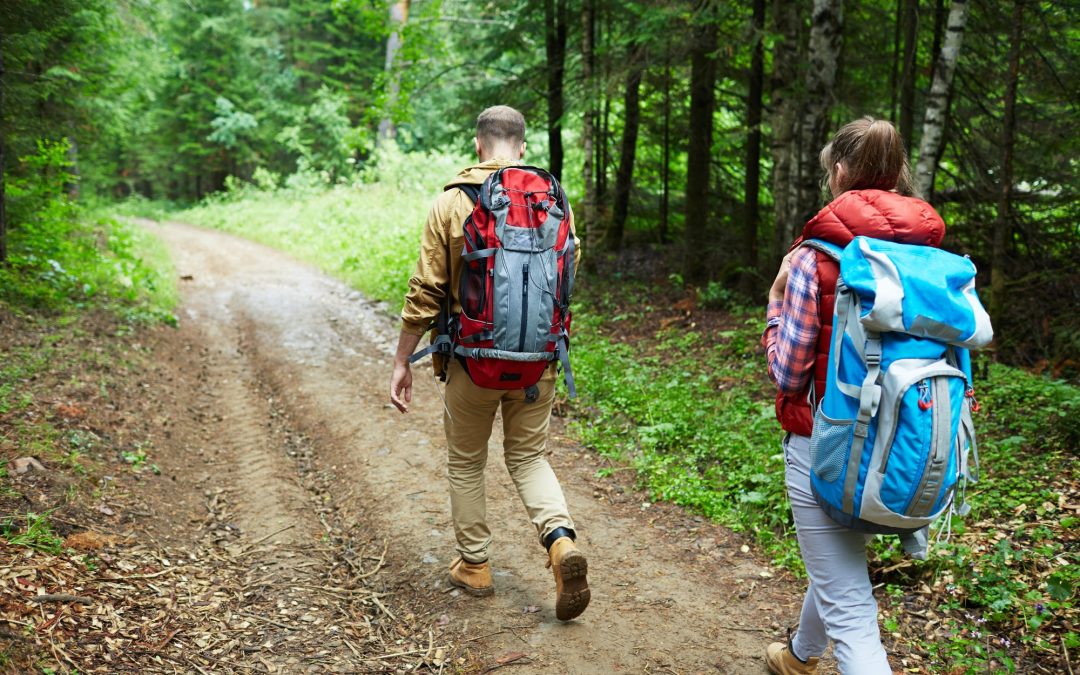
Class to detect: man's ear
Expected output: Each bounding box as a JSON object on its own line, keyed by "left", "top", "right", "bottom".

{"left": 474, "top": 137, "right": 482, "bottom": 158}
{"left": 518, "top": 141, "right": 526, "bottom": 159}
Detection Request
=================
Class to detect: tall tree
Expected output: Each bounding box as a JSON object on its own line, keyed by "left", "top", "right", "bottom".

{"left": 990, "top": 0, "right": 1023, "bottom": 323}
{"left": 0, "top": 29, "right": 6, "bottom": 264}
{"left": 659, "top": 47, "right": 671, "bottom": 244}
{"left": 683, "top": 1, "right": 718, "bottom": 284}
{"left": 792, "top": 0, "right": 843, "bottom": 228}
{"left": 898, "top": 0, "right": 919, "bottom": 146}
{"left": 544, "top": 0, "right": 567, "bottom": 181}
{"left": 580, "top": 0, "right": 596, "bottom": 267}
{"left": 378, "top": 0, "right": 410, "bottom": 144}
{"left": 608, "top": 43, "right": 645, "bottom": 250}
{"left": 768, "top": 0, "right": 803, "bottom": 259}
{"left": 914, "top": 0, "right": 970, "bottom": 198}
{"left": 742, "top": 0, "right": 765, "bottom": 292}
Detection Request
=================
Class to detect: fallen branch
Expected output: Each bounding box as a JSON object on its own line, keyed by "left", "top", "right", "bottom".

{"left": 235, "top": 524, "right": 297, "bottom": 556}
{"left": 371, "top": 645, "right": 450, "bottom": 660}
{"left": 28, "top": 594, "right": 92, "bottom": 605}
{"left": 717, "top": 624, "right": 770, "bottom": 633}
{"left": 371, "top": 595, "right": 397, "bottom": 622}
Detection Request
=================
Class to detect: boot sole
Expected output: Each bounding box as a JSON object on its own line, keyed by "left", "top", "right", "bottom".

{"left": 447, "top": 573, "right": 494, "bottom": 597}
{"left": 555, "top": 549, "right": 590, "bottom": 621}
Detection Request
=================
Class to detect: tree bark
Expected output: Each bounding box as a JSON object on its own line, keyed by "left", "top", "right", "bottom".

{"left": 544, "top": 0, "right": 567, "bottom": 181}
{"left": 890, "top": 0, "right": 902, "bottom": 122}
{"left": 991, "top": 0, "right": 1023, "bottom": 324}
{"left": 0, "top": 30, "right": 6, "bottom": 264}
{"left": 914, "top": 0, "right": 970, "bottom": 199}
{"left": 792, "top": 0, "right": 843, "bottom": 227}
{"left": 580, "top": 0, "right": 595, "bottom": 268}
{"left": 683, "top": 2, "right": 718, "bottom": 284}
{"left": 741, "top": 0, "right": 765, "bottom": 293}
{"left": 928, "top": 0, "right": 946, "bottom": 86}
{"left": 768, "top": 0, "right": 804, "bottom": 260}
{"left": 377, "top": 0, "right": 410, "bottom": 144}
{"left": 660, "top": 50, "right": 671, "bottom": 244}
{"left": 899, "top": 0, "right": 919, "bottom": 147}
{"left": 609, "top": 44, "right": 645, "bottom": 250}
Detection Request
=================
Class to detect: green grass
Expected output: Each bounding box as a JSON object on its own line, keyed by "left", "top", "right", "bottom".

{"left": 2, "top": 512, "right": 64, "bottom": 555}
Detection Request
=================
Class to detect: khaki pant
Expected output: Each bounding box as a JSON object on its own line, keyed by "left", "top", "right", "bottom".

{"left": 443, "top": 359, "right": 575, "bottom": 563}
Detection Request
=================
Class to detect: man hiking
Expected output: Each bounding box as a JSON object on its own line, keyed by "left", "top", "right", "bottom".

{"left": 389, "top": 105, "right": 589, "bottom": 622}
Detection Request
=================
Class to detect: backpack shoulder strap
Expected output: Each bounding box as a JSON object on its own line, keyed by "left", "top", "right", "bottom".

{"left": 453, "top": 183, "right": 481, "bottom": 205}
{"left": 799, "top": 238, "right": 844, "bottom": 262}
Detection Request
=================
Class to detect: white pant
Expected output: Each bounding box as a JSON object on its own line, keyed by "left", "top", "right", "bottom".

{"left": 784, "top": 433, "right": 892, "bottom": 674}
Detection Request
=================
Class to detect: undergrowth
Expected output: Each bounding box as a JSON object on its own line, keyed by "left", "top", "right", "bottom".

{"left": 1, "top": 138, "right": 177, "bottom": 564}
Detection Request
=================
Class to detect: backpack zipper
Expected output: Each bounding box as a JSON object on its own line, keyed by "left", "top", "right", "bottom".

{"left": 906, "top": 376, "right": 953, "bottom": 517}
{"left": 518, "top": 263, "right": 530, "bottom": 352}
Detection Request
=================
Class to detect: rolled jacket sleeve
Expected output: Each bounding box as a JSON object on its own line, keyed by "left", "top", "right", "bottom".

{"left": 762, "top": 247, "right": 820, "bottom": 394}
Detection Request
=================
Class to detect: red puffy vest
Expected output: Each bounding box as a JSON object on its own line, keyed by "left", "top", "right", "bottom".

{"left": 774, "top": 190, "right": 945, "bottom": 436}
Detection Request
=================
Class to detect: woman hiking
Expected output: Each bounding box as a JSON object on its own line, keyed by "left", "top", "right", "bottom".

{"left": 761, "top": 117, "right": 945, "bottom": 674}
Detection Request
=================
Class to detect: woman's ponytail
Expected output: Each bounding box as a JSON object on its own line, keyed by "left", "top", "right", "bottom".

{"left": 820, "top": 117, "right": 919, "bottom": 199}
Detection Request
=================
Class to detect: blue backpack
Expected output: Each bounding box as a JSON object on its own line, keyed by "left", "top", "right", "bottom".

{"left": 803, "top": 236, "right": 993, "bottom": 540}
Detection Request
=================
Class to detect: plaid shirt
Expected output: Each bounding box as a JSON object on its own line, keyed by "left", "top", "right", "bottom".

{"left": 762, "top": 247, "right": 820, "bottom": 395}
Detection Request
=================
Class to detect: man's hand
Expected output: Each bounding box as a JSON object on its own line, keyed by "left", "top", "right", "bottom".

{"left": 390, "top": 360, "right": 413, "bottom": 413}
{"left": 390, "top": 330, "right": 423, "bottom": 414}
{"left": 769, "top": 249, "right": 798, "bottom": 304}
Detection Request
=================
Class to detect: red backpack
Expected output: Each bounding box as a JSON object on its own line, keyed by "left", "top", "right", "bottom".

{"left": 411, "top": 166, "right": 576, "bottom": 397}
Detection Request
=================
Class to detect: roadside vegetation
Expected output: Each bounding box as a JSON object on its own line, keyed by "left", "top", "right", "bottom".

{"left": 168, "top": 154, "right": 1079, "bottom": 673}
{"left": 0, "top": 142, "right": 178, "bottom": 671}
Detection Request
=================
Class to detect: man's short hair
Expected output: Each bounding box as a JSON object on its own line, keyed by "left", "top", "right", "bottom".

{"left": 476, "top": 106, "right": 526, "bottom": 147}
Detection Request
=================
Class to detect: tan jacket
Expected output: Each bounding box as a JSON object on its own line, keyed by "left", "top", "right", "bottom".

{"left": 400, "top": 159, "right": 580, "bottom": 336}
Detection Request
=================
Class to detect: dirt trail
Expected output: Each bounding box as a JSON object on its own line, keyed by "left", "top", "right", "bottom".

{"left": 141, "top": 219, "right": 806, "bottom": 673}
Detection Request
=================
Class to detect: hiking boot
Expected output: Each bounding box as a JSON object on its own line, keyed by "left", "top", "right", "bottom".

{"left": 546, "top": 536, "right": 590, "bottom": 621}
{"left": 765, "top": 640, "right": 819, "bottom": 674}
{"left": 447, "top": 557, "right": 494, "bottom": 597}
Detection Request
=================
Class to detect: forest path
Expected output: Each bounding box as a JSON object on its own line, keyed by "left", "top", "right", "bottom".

{"left": 138, "top": 218, "right": 806, "bottom": 674}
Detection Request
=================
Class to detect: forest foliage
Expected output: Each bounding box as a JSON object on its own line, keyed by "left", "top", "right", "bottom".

{"left": 2, "top": 0, "right": 1078, "bottom": 369}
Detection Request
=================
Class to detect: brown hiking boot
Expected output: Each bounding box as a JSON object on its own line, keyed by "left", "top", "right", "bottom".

{"left": 546, "top": 537, "right": 590, "bottom": 621}
{"left": 765, "top": 641, "right": 819, "bottom": 674}
{"left": 447, "top": 557, "right": 494, "bottom": 597}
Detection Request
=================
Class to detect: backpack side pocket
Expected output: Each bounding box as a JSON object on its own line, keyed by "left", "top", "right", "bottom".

{"left": 809, "top": 408, "right": 853, "bottom": 483}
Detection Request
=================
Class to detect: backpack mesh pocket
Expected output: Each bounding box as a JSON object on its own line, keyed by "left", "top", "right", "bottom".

{"left": 810, "top": 409, "right": 852, "bottom": 483}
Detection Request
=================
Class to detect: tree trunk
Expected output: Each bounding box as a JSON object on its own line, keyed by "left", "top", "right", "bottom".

{"left": 544, "top": 0, "right": 567, "bottom": 180}
{"left": 609, "top": 45, "right": 645, "bottom": 250}
{"left": 928, "top": 0, "right": 946, "bottom": 86}
{"left": 914, "top": 0, "right": 970, "bottom": 199}
{"left": 660, "top": 51, "right": 671, "bottom": 244}
{"left": 768, "top": 0, "right": 804, "bottom": 261}
{"left": 741, "top": 0, "right": 765, "bottom": 294}
{"left": 890, "top": 0, "right": 902, "bottom": 122}
{"left": 580, "top": 0, "right": 595, "bottom": 269}
{"left": 792, "top": 0, "right": 843, "bottom": 227}
{"left": 683, "top": 2, "right": 718, "bottom": 284}
{"left": 899, "top": 0, "right": 919, "bottom": 147}
{"left": 991, "top": 0, "right": 1023, "bottom": 324}
{"left": 377, "top": 0, "right": 410, "bottom": 144}
{"left": 0, "top": 31, "right": 6, "bottom": 264}
{"left": 598, "top": 97, "right": 609, "bottom": 205}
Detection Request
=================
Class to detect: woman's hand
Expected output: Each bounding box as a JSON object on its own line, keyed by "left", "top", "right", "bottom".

{"left": 769, "top": 249, "right": 797, "bottom": 304}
